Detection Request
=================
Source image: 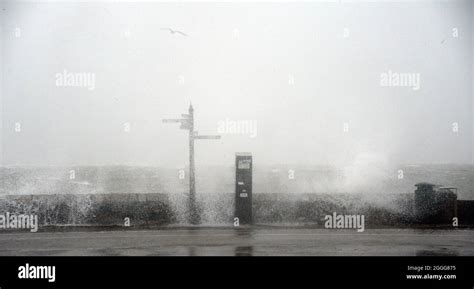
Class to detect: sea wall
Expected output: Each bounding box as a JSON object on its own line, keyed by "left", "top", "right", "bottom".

{"left": 0, "top": 193, "right": 471, "bottom": 229}
{"left": 0, "top": 193, "right": 173, "bottom": 226}
{"left": 458, "top": 200, "right": 474, "bottom": 226}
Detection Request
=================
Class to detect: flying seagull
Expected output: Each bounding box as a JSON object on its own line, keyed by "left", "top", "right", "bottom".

{"left": 161, "top": 28, "right": 188, "bottom": 37}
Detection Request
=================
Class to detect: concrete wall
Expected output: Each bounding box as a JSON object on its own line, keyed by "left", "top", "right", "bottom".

{"left": 0, "top": 192, "right": 471, "bottom": 228}
{"left": 458, "top": 200, "right": 474, "bottom": 226}
{"left": 252, "top": 193, "right": 414, "bottom": 226}
{"left": 0, "top": 193, "right": 174, "bottom": 226}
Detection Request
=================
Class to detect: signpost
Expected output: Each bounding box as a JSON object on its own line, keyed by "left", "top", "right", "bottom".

{"left": 163, "top": 105, "right": 221, "bottom": 224}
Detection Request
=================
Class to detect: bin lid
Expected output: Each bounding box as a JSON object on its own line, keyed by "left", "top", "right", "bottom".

{"left": 415, "top": 182, "right": 436, "bottom": 188}
{"left": 236, "top": 152, "right": 252, "bottom": 156}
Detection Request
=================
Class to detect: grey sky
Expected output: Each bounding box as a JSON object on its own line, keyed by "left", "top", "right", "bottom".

{"left": 1, "top": 0, "right": 472, "bottom": 168}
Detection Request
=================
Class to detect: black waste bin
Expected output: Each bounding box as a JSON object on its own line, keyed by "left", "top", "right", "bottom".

{"left": 414, "top": 182, "right": 457, "bottom": 225}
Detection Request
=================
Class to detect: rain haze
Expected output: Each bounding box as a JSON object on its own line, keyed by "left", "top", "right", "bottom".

{"left": 1, "top": 1, "right": 472, "bottom": 167}
{"left": 0, "top": 1, "right": 474, "bottom": 261}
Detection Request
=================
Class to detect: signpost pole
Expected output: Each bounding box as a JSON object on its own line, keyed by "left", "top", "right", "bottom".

{"left": 188, "top": 105, "right": 197, "bottom": 224}
{"left": 163, "top": 105, "right": 220, "bottom": 224}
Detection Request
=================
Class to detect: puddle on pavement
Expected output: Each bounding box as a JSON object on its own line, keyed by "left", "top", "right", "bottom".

{"left": 186, "top": 246, "right": 254, "bottom": 256}
{"left": 416, "top": 248, "right": 459, "bottom": 256}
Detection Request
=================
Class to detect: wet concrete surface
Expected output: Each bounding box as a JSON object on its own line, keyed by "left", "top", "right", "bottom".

{"left": 0, "top": 228, "right": 473, "bottom": 256}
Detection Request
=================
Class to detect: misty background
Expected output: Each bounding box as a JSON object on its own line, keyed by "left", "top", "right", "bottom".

{"left": 0, "top": 1, "right": 473, "bottom": 198}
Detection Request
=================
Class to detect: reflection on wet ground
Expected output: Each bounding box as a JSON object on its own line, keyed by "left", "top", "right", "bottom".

{"left": 186, "top": 246, "right": 254, "bottom": 256}
{"left": 235, "top": 246, "right": 253, "bottom": 256}
{"left": 0, "top": 228, "right": 473, "bottom": 256}
{"left": 185, "top": 228, "right": 254, "bottom": 255}
{"left": 416, "top": 248, "right": 459, "bottom": 256}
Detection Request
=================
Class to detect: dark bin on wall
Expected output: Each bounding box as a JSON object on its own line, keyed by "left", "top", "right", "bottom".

{"left": 414, "top": 183, "right": 457, "bottom": 225}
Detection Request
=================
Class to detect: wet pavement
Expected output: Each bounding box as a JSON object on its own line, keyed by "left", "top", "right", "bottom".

{"left": 0, "top": 227, "right": 473, "bottom": 256}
